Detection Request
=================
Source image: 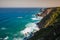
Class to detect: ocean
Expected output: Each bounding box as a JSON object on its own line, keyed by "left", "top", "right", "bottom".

{"left": 0, "top": 8, "right": 41, "bottom": 40}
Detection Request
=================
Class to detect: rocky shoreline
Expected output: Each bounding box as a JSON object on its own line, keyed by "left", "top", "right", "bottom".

{"left": 28, "top": 7, "right": 60, "bottom": 40}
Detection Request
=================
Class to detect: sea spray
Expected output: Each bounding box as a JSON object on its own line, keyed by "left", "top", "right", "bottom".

{"left": 20, "top": 23, "right": 40, "bottom": 37}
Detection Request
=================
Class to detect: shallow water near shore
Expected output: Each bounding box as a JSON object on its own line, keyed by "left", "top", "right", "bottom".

{"left": 0, "top": 8, "right": 41, "bottom": 40}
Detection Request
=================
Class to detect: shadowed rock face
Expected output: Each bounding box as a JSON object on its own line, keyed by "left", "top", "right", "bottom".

{"left": 28, "top": 7, "right": 60, "bottom": 40}
{"left": 36, "top": 8, "right": 52, "bottom": 17}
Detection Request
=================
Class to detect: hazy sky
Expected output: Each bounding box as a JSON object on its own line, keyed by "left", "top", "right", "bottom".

{"left": 0, "top": 0, "right": 60, "bottom": 8}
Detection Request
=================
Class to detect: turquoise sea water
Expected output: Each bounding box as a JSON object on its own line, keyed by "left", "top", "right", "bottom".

{"left": 0, "top": 8, "right": 41, "bottom": 40}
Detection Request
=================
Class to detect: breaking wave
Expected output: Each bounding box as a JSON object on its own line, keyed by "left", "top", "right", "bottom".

{"left": 13, "top": 37, "right": 23, "bottom": 40}
{"left": 20, "top": 23, "right": 39, "bottom": 37}
{"left": 31, "top": 16, "right": 43, "bottom": 20}
{"left": 17, "top": 17, "right": 23, "bottom": 18}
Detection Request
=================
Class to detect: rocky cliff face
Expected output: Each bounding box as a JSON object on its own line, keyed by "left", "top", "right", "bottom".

{"left": 28, "top": 7, "right": 60, "bottom": 40}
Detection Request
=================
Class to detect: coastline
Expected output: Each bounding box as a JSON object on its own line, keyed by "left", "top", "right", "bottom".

{"left": 23, "top": 8, "right": 52, "bottom": 40}
{"left": 28, "top": 7, "right": 60, "bottom": 40}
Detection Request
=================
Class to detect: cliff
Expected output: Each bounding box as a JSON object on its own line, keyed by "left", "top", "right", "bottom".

{"left": 28, "top": 7, "right": 60, "bottom": 40}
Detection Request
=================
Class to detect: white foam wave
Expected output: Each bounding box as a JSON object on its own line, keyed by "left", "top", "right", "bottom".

{"left": 31, "top": 16, "right": 43, "bottom": 20}
{"left": 4, "top": 36, "right": 9, "bottom": 40}
{"left": 1, "top": 27, "right": 7, "bottom": 30}
{"left": 0, "top": 38, "right": 2, "bottom": 40}
{"left": 17, "top": 17, "right": 23, "bottom": 18}
{"left": 13, "top": 37, "right": 23, "bottom": 40}
{"left": 32, "top": 14, "right": 36, "bottom": 17}
{"left": 20, "top": 23, "right": 39, "bottom": 37}
{"left": 38, "top": 12, "right": 41, "bottom": 14}
{"left": 31, "top": 18, "right": 38, "bottom": 20}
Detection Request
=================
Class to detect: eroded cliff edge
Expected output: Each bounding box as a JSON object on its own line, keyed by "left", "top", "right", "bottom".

{"left": 28, "top": 7, "right": 60, "bottom": 40}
